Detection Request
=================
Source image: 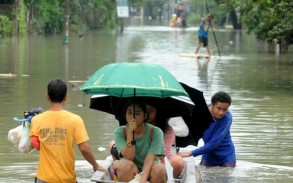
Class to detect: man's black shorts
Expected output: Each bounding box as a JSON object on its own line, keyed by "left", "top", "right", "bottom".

{"left": 198, "top": 36, "right": 208, "bottom": 47}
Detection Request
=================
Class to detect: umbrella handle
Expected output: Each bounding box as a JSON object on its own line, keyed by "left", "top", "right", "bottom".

{"left": 131, "top": 88, "right": 136, "bottom": 145}
{"left": 131, "top": 132, "right": 136, "bottom": 145}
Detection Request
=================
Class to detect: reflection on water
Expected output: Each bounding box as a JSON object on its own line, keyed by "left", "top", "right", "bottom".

{"left": 198, "top": 160, "right": 293, "bottom": 183}
{"left": 196, "top": 59, "right": 210, "bottom": 90}
{"left": 0, "top": 24, "right": 292, "bottom": 182}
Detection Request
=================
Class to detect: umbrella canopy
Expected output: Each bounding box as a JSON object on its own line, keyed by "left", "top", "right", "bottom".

{"left": 175, "top": 82, "right": 214, "bottom": 147}
{"left": 90, "top": 94, "right": 194, "bottom": 126}
{"left": 80, "top": 62, "right": 189, "bottom": 98}
{"left": 80, "top": 63, "right": 213, "bottom": 146}
{"left": 88, "top": 82, "right": 214, "bottom": 147}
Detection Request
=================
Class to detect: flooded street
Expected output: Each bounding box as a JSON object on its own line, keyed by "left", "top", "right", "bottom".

{"left": 0, "top": 22, "right": 293, "bottom": 182}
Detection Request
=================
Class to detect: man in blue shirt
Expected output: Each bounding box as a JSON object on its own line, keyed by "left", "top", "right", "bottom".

{"left": 178, "top": 91, "right": 236, "bottom": 167}
{"left": 195, "top": 13, "right": 214, "bottom": 57}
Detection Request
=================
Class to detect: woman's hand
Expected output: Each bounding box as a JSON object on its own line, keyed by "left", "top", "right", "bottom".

{"left": 128, "top": 118, "right": 137, "bottom": 133}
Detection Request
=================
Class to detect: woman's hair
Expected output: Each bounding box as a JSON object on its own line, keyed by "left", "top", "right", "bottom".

{"left": 147, "top": 101, "right": 169, "bottom": 133}
{"left": 122, "top": 98, "right": 148, "bottom": 121}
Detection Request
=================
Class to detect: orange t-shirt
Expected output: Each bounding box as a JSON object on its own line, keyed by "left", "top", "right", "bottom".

{"left": 30, "top": 110, "right": 89, "bottom": 183}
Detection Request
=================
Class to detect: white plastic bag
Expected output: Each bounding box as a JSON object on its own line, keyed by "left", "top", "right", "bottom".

{"left": 7, "top": 125, "right": 23, "bottom": 145}
{"left": 168, "top": 117, "right": 189, "bottom": 137}
{"left": 18, "top": 121, "right": 34, "bottom": 153}
{"left": 9, "top": 107, "right": 43, "bottom": 153}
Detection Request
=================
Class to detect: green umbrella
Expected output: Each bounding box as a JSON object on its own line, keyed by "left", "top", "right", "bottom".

{"left": 80, "top": 62, "right": 188, "bottom": 98}
{"left": 80, "top": 62, "right": 190, "bottom": 145}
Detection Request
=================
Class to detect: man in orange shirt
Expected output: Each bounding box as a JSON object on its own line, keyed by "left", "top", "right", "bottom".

{"left": 30, "top": 78, "right": 106, "bottom": 183}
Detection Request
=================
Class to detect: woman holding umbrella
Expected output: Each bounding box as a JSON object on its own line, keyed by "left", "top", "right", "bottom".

{"left": 146, "top": 102, "right": 185, "bottom": 178}
{"left": 112, "top": 99, "right": 167, "bottom": 183}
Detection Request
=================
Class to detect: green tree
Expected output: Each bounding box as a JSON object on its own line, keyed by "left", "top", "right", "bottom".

{"left": 188, "top": 0, "right": 226, "bottom": 27}
{"left": 18, "top": 0, "right": 27, "bottom": 36}
{"left": 1, "top": 1, "right": 127, "bottom": 35}
{"left": 0, "top": 15, "right": 12, "bottom": 36}
{"left": 220, "top": 0, "right": 293, "bottom": 46}
{"left": 24, "top": 0, "right": 63, "bottom": 34}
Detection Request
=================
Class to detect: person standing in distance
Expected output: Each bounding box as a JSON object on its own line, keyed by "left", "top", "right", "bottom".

{"left": 178, "top": 91, "right": 236, "bottom": 167}
{"left": 30, "top": 78, "right": 107, "bottom": 183}
{"left": 195, "top": 13, "right": 214, "bottom": 57}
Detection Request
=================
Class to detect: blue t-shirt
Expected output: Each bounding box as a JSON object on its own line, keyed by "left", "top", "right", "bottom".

{"left": 191, "top": 109, "right": 236, "bottom": 166}
{"left": 198, "top": 20, "right": 210, "bottom": 38}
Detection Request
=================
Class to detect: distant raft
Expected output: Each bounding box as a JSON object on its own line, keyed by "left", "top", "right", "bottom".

{"left": 0, "top": 73, "right": 17, "bottom": 78}
{"left": 178, "top": 53, "right": 211, "bottom": 59}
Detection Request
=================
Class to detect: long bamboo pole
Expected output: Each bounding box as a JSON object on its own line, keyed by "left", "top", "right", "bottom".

{"left": 205, "top": 3, "right": 221, "bottom": 60}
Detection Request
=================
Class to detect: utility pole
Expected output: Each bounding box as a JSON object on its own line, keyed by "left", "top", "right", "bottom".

{"left": 168, "top": 0, "right": 175, "bottom": 19}
{"left": 116, "top": 0, "right": 129, "bottom": 33}
{"left": 12, "top": 0, "right": 19, "bottom": 37}
{"left": 63, "top": 0, "right": 70, "bottom": 44}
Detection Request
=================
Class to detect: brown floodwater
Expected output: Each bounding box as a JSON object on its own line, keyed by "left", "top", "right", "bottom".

{"left": 0, "top": 21, "right": 292, "bottom": 182}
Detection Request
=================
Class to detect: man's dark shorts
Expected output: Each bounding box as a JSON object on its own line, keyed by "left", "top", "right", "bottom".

{"left": 35, "top": 177, "right": 78, "bottom": 183}
{"left": 198, "top": 36, "right": 208, "bottom": 47}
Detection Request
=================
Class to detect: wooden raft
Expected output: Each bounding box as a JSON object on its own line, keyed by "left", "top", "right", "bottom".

{"left": 178, "top": 53, "right": 211, "bottom": 58}
{"left": 90, "top": 156, "right": 197, "bottom": 183}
